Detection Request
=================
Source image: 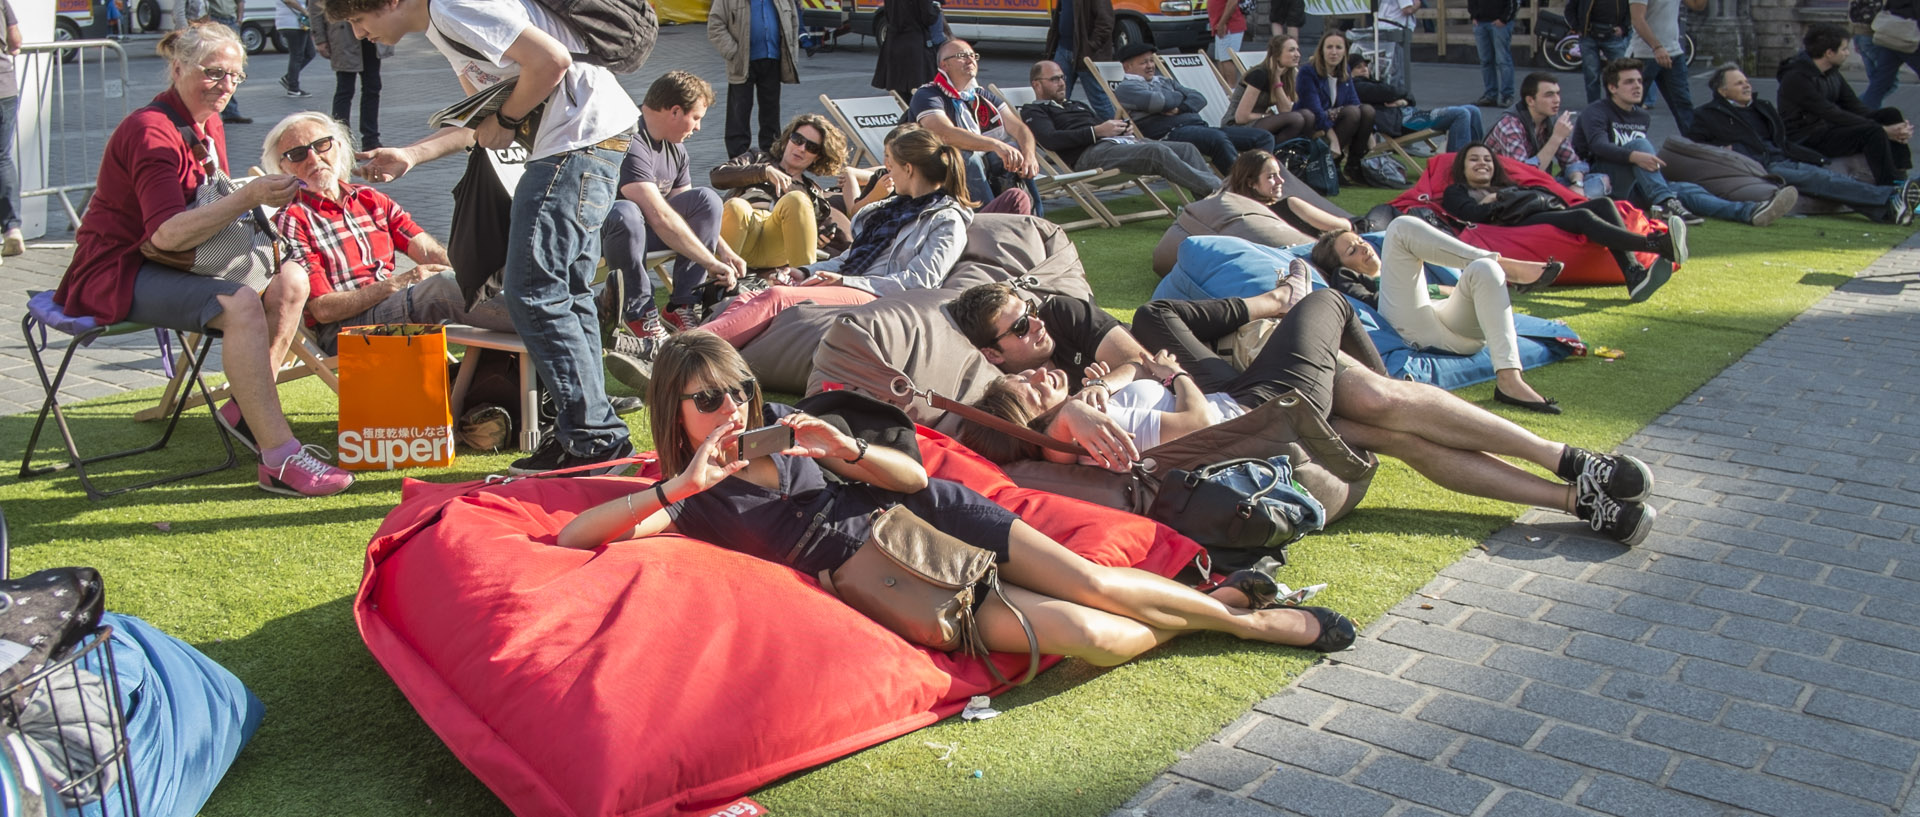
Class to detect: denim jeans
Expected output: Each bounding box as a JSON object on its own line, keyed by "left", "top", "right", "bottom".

{"left": 602, "top": 189, "right": 723, "bottom": 314}
{"left": 1406, "top": 105, "right": 1483, "bottom": 152}
{"left": 1579, "top": 32, "right": 1632, "bottom": 105}
{"left": 963, "top": 151, "right": 1043, "bottom": 216}
{"left": 1473, "top": 21, "right": 1515, "bottom": 101}
{"left": 210, "top": 14, "right": 243, "bottom": 117}
{"left": 0, "top": 94, "right": 18, "bottom": 233}
{"left": 1639, "top": 56, "right": 1695, "bottom": 134}
{"left": 281, "top": 29, "right": 315, "bottom": 92}
{"left": 504, "top": 144, "right": 629, "bottom": 458}
{"left": 1856, "top": 34, "right": 1920, "bottom": 110}
{"left": 1054, "top": 47, "right": 1116, "bottom": 120}
{"left": 1165, "top": 123, "right": 1276, "bottom": 174}
{"left": 1768, "top": 158, "right": 1896, "bottom": 215}
{"left": 1592, "top": 136, "right": 1755, "bottom": 222}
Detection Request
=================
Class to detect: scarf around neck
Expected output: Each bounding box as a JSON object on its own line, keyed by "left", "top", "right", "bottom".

{"left": 932, "top": 70, "right": 1001, "bottom": 133}
{"left": 836, "top": 192, "right": 946, "bottom": 278}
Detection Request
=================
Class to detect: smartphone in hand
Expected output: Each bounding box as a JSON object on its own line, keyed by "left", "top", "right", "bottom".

{"left": 737, "top": 424, "right": 795, "bottom": 460}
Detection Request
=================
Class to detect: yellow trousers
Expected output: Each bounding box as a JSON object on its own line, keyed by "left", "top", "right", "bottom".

{"left": 720, "top": 191, "right": 819, "bottom": 269}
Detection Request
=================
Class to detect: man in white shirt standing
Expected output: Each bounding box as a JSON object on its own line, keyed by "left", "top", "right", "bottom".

{"left": 1628, "top": 0, "right": 1700, "bottom": 131}
{"left": 329, "top": 0, "right": 642, "bottom": 475}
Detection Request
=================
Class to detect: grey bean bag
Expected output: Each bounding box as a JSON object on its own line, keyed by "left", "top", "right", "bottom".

{"left": 1657, "top": 135, "right": 1871, "bottom": 216}
{"left": 1153, "top": 189, "right": 1332, "bottom": 276}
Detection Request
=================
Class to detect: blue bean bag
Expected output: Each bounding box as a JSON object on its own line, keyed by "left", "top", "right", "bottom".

{"left": 1155, "top": 235, "right": 1580, "bottom": 391}
{"left": 76, "top": 613, "right": 264, "bottom": 817}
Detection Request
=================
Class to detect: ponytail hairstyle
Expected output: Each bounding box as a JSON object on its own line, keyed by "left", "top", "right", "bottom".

{"left": 886, "top": 127, "right": 977, "bottom": 208}
{"left": 1265, "top": 35, "right": 1300, "bottom": 103}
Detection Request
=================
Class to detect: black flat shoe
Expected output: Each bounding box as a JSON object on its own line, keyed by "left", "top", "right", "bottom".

{"left": 1221, "top": 555, "right": 1284, "bottom": 609}
{"left": 1512, "top": 258, "right": 1562, "bottom": 294}
{"left": 1300, "top": 606, "right": 1356, "bottom": 652}
{"left": 1495, "top": 388, "right": 1562, "bottom": 415}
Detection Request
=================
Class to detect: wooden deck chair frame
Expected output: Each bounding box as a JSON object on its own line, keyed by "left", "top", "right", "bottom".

{"left": 819, "top": 91, "right": 1112, "bottom": 230}
{"left": 990, "top": 83, "right": 1179, "bottom": 226}
{"left": 1218, "top": 50, "right": 1439, "bottom": 178}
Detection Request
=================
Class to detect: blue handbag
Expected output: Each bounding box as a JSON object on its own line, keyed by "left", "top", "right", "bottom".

{"left": 1145, "top": 455, "right": 1327, "bottom": 562}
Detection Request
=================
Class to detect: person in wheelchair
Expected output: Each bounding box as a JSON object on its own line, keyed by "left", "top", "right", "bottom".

{"left": 52, "top": 24, "right": 352, "bottom": 498}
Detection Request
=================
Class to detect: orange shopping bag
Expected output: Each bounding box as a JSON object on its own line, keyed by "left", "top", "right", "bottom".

{"left": 336, "top": 324, "right": 455, "bottom": 470}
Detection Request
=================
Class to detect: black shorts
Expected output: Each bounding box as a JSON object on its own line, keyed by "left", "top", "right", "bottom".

{"left": 1271, "top": 0, "right": 1307, "bottom": 28}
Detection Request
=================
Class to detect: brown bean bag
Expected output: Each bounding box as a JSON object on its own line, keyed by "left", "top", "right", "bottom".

{"left": 1153, "top": 191, "right": 1316, "bottom": 276}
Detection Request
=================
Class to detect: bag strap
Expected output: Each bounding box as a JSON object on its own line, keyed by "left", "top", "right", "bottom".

{"left": 975, "top": 569, "right": 1040, "bottom": 686}
{"left": 918, "top": 387, "right": 1087, "bottom": 457}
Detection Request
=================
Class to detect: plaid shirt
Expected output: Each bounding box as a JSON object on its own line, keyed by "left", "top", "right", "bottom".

{"left": 275, "top": 182, "right": 422, "bottom": 325}
{"left": 1486, "top": 110, "right": 1588, "bottom": 176}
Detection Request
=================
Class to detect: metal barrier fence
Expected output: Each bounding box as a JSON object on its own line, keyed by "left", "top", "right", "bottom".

{"left": 13, "top": 39, "right": 132, "bottom": 236}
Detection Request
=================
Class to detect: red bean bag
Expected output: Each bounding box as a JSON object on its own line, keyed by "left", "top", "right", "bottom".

{"left": 355, "top": 430, "right": 1203, "bottom": 817}
{"left": 1393, "top": 152, "right": 1670, "bottom": 286}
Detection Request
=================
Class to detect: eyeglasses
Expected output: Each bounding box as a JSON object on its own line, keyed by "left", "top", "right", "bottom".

{"left": 681, "top": 379, "right": 758, "bottom": 414}
{"left": 200, "top": 66, "right": 246, "bottom": 86}
{"left": 789, "top": 131, "right": 823, "bottom": 154}
{"left": 279, "top": 135, "right": 336, "bottom": 164}
{"left": 1038, "top": 74, "right": 1066, "bottom": 83}
{"left": 943, "top": 51, "right": 981, "bottom": 63}
{"left": 991, "top": 306, "right": 1041, "bottom": 344}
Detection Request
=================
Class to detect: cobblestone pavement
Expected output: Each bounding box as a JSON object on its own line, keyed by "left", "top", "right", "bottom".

{"left": 1122, "top": 234, "right": 1920, "bottom": 816}
{"left": 9, "top": 26, "right": 1920, "bottom": 817}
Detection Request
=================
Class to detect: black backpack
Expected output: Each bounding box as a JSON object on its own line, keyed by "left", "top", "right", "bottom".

{"left": 1851, "top": 0, "right": 1886, "bottom": 25}
{"left": 433, "top": 0, "right": 660, "bottom": 74}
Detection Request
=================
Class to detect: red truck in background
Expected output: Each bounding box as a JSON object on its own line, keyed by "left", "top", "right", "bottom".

{"left": 799, "top": 0, "right": 1213, "bottom": 54}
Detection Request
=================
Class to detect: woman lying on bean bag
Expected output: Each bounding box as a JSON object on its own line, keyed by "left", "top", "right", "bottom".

{"left": 1309, "top": 215, "right": 1565, "bottom": 413}
{"left": 559, "top": 331, "right": 1359, "bottom": 658}
{"left": 1441, "top": 143, "right": 1685, "bottom": 304}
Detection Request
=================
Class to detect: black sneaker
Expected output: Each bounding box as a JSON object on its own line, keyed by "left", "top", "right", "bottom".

{"left": 1560, "top": 447, "right": 1653, "bottom": 502}
{"left": 1747, "top": 186, "right": 1797, "bottom": 227}
{"left": 278, "top": 76, "right": 311, "bottom": 98}
{"left": 1575, "top": 480, "right": 1655, "bottom": 546}
{"left": 608, "top": 394, "right": 645, "bottom": 416}
{"left": 604, "top": 330, "right": 658, "bottom": 393}
{"left": 1627, "top": 258, "right": 1673, "bottom": 303}
{"left": 1654, "top": 198, "right": 1703, "bottom": 226}
{"left": 507, "top": 437, "right": 636, "bottom": 476}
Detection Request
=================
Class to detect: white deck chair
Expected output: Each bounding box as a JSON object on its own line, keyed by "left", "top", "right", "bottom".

{"left": 1156, "top": 53, "right": 1233, "bottom": 127}
{"left": 993, "top": 84, "right": 1180, "bottom": 225}
{"left": 821, "top": 91, "right": 1110, "bottom": 230}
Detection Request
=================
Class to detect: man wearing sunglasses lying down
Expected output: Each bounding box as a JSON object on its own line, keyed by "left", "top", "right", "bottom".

{"left": 949, "top": 282, "right": 1658, "bottom": 545}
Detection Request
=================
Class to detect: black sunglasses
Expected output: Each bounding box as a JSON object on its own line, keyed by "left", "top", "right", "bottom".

{"left": 789, "top": 131, "right": 824, "bottom": 154}
{"left": 991, "top": 306, "right": 1042, "bottom": 344}
{"left": 681, "top": 379, "right": 758, "bottom": 414}
{"left": 280, "top": 135, "right": 336, "bottom": 164}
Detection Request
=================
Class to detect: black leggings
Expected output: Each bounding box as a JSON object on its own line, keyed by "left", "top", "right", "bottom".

{"left": 1131, "top": 289, "right": 1384, "bottom": 419}
{"left": 1520, "top": 198, "right": 1651, "bottom": 273}
{"left": 1330, "top": 104, "right": 1376, "bottom": 172}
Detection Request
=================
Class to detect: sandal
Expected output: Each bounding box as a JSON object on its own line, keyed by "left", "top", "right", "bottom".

{"left": 1300, "top": 606, "right": 1357, "bottom": 653}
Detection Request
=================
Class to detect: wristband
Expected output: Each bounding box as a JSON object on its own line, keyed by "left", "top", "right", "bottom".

{"left": 654, "top": 482, "right": 670, "bottom": 510}
{"left": 844, "top": 437, "right": 869, "bottom": 465}
{"left": 494, "top": 108, "right": 529, "bottom": 130}
{"left": 1164, "top": 371, "right": 1192, "bottom": 387}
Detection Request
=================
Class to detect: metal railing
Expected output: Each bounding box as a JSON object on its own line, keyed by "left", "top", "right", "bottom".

{"left": 14, "top": 39, "right": 133, "bottom": 235}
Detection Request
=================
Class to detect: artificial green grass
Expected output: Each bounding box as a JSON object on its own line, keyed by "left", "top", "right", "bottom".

{"left": 0, "top": 190, "right": 1904, "bottom": 817}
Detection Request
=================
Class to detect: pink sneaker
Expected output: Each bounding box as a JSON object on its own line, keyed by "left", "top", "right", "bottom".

{"left": 214, "top": 399, "right": 258, "bottom": 454}
{"left": 259, "top": 444, "right": 355, "bottom": 497}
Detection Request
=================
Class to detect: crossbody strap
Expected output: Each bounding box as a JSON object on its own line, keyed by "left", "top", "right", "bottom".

{"left": 918, "top": 387, "right": 1087, "bottom": 456}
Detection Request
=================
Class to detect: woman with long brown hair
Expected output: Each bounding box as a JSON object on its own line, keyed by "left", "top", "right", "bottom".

{"left": 1224, "top": 149, "right": 1352, "bottom": 235}
{"left": 1295, "top": 31, "right": 1375, "bottom": 183}
{"left": 559, "top": 332, "right": 1359, "bottom": 666}
{"left": 690, "top": 126, "right": 976, "bottom": 350}
{"left": 1228, "top": 36, "right": 1315, "bottom": 143}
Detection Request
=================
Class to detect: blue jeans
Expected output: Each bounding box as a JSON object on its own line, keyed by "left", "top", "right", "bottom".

{"left": 1639, "top": 56, "right": 1695, "bottom": 134}
{"left": 1857, "top": 34, "right": 1920, "bottom": 109}
{"left": 963, "top": 151, "right": 1044, "bottom": 216}
{"left": 601, "top": 189, "right": 723, "bottom": 313}
{"left": 1579, "top": 32, "right": 1632, "bottom": 105}
{"left": 1055, "top": 47, "right": 1116, "bottom": 120}
{"left": 1592, "top": 137, "right": 1754, "bottom": 222}
{"left": 1165, "top": 124, "right": 1275, "bottom": 174}
{"left": 1473, "top": 21, "right": 1515, "bottom": 101}
{"left": 210, "top": 14, "right": 243, "bottom": 117}
{"left": 504, "top": 144, "right": 629, "bottom": 457}
{"left": 1768, "top": 158, "right": 1896, "bottom": 216}
{"left": 0, "top": 94, "right": 18, "bottom": 232}
{"left": 1407, "top": 105, "right": 1483, "bottom": 152}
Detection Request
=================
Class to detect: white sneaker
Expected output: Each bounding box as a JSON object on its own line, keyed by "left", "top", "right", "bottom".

{"left": 1, "top": 229, "right": 21, "bottom": 257}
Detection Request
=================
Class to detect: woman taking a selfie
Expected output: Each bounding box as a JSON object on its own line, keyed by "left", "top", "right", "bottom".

{"left": 558, "top": 331, "right": 1358, "bottom": 668}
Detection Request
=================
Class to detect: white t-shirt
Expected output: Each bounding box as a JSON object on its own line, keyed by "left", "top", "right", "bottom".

{"left": 425, "top": 0, "right": 641, "bottom": 160}
{"left": 273, "top": 0, "right": 303, "bottom": 30}
{"left": 1101, "top": 380, "right": 1247, "bottom": 452}
{"left": 1627, "top": 0, "right": 1683, "bottom": 58}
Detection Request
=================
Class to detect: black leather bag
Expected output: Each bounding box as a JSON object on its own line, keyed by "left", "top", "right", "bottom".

{"left": 1145, "top": 456, "right": 1328, "bottom": 569}
{"left": 1487, "top": 186, "right": 1568, "bottom": 224}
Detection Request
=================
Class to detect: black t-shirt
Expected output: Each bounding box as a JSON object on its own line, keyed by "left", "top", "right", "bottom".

{"left": 1038, "top": 295, "right": 1123, "bottom": 391}
{"left": 1239, "top": 66, "right": 1290, "bottom": 113}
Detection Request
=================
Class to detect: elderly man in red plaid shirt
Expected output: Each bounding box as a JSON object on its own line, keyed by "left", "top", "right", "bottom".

{"left": 264, "top": 111, "right": 517, "bottom": 353}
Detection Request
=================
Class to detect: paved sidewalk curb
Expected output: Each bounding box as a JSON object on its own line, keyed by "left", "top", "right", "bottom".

{"left": 1119, "top": 232, "right": 1920, "bottom": 817}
